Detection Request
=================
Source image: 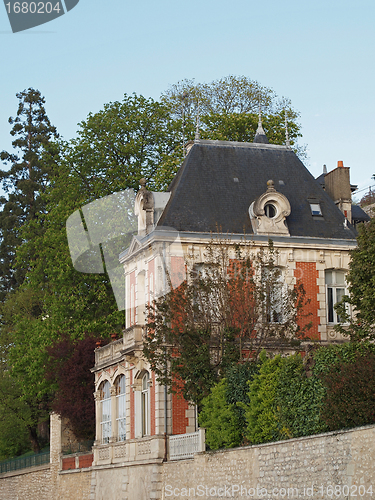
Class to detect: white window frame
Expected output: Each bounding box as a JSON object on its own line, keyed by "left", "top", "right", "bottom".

{"left": 325, "top": 270, "right": 347, "bottom": 324}
{"left": 262, "top": 266, "right": 286, "bottom": 324}
{"left": 141, "top": 372, "right": 150, "bottom": 437}
{"left": 116, "top": 375, "right": 126, "bottom": 442}
{"left": 101, "top": 381, "right": 112, "bottom": 444}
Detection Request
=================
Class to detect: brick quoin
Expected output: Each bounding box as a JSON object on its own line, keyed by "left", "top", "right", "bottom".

{"left": 295, "top": 262, "right": 320, "bottom": 340}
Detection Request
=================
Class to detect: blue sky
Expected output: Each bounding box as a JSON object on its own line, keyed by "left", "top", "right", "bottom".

{"left": 1, "top": 0, "right": 374, "bottom": 200}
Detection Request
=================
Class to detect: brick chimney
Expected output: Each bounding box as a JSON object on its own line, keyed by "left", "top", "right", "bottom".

{"left": 324, "top": 161, "right": 352, "bottom": 223}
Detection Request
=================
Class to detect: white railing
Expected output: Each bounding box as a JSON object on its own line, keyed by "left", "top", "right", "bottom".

{"left": 168, "top": 429, "right": 205, "bottom": 461}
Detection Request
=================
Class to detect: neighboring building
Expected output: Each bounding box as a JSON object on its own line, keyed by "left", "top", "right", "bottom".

{"left": 316, "top": 161, "right": 370, "bottom": 227}
{"left": 92, "top": 129, "right": 360, "bottom": 466}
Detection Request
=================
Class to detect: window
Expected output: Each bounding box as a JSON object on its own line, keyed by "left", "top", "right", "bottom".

{"left": 116, "top": 375, "right": 126, "bottom": 442}
{"left": 264, "top": 203, "right": 277, "bottom": 219}
{"left": 326, "top": 270, "right": 346, "bottom": 323}
{"left": 309, "top": 202, "right": 323, "bottom": 216}
{"left": 263, "top": 267, "right": 284, "bottom": 323}
{"left": 101, "top": 381, "right": 111, "bottom": 444}
{"left": 141, "top": 372, "right": 150, "bottom": 436}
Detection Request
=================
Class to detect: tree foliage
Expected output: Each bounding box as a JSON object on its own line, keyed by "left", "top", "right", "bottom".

{"left": 161, "top": 75, "right": 304, "bottom": 157}
{"left": 335, "top": 219, "right": 375, "bottom": 341}
{"left": 0, "top": 88, "right": 59, "bottom": 300}
{"left": 46, "top": 335, "right": 104, "bottom": 441}
{"left": 198, "top": 379, "right": 242, "bottom": 450}
{"left": 275, "top": 353, "right": 327, "bottom": 439}
{"left": 320, "top": 352, "right": 375, "bottom": 430}
{"left": 143, "top": 238, "right": 311, "bottom": 407}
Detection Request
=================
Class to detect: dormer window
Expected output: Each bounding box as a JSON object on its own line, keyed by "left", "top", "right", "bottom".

{"left": 249, "top": 180, "right": 291, "bottom": 236}
{"left": 264, "top": 203, "right": 277, "bottom": 219}
{"left": 310, "top": 203, "right": 322, "bottom": 216}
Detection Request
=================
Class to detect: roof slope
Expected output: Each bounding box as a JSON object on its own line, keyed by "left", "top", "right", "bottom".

{"left": 158, "top": 140, "right": 357, "bottom": 240}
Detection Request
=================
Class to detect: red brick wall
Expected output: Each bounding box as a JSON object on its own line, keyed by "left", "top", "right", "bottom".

{"left": 295, "top": 262, "right": 320, "bottom": 340}
{"left": 170, "top": 256, "right": 185, "bottom": 289}
{"left": 78, "top": 454, "right": 93, "bottom": 468}
{"left": 172, "top": 389, "right": 189, "bottom": 435}
{"left": 61, "top": 457, "right": 75, "bottom": 470}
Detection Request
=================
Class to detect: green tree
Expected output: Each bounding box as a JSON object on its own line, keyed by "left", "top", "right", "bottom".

{"left": 161, "top": 75, "right": 304, "bottom": 156}
{"left": 65, "top": 93, "right": 182, "bottom": 194}
{"left": 335, "top": 219, "right": 375, "bottom": 341}
{"left": 0, "top": 88, "right": 59, "bottom": 300}
{"left": 199, "top": 379, "right": 242, "bottom": 450}
{"left": 245, "top": 352, "right": 284, "bottom": 444}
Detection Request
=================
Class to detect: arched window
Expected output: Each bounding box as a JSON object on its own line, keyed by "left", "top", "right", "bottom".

{"left": 141, "top": 372, "right": 150, "bottom": 436}
{"left": 100, "top": 381, "right": 111, "bottom": 443}
{"left": 116, "top": 375, "right": 126, "bottom": 442}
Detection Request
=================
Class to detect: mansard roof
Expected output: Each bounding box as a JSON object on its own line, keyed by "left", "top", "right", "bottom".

{"left": 157, "top": 139, "right": 357, "bottom": 240}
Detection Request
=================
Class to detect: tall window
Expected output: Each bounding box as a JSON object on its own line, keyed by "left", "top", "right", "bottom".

{"left": 263, "top": 266, "right": 284, "bottom": 324}
{"left": 101, "top": 381, "right": 111, "bottom": 443}
{"left": 116, "top": 375, "right": 126, "bottom": 442}
{"left": 141, "top": 372, "right": 150, "bottom": 436}
{"left": 326, "top": 270, "right": 346, "bottom": 323}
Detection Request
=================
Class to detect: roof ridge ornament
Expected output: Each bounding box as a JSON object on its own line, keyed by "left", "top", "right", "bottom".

{"left": 285, "top": 109, "right": 291, "bottom": 148}
{"left": 195, "top": 100, "right": 200, "bottom": 142}
{"left": 253, "top": 99, "right": 269, "bottom": 144}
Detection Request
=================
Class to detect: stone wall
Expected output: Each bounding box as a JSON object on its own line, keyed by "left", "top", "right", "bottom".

{"left": 163, "top": 424, "right": 375, "bottom": 499}
{"left": 1, "top": 424, "right": 375, "bottom": 499}
{"left": 0, "top": 465, "right": 52, "bottom": 500}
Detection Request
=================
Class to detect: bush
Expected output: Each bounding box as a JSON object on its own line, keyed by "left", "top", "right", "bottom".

{"left": 275, "top": 354, "right": 327, "bottom": 439}
{"left": 320, "top": 352, "right": 375, "bottom": 431}
{"left": 199, "top": 379, "right": 242, "bottom": 449}
{"left": 226, "top": 361, "right": 259, "bottom": 440}
{"left": 244, "top": 353, "right": 284, "bottom": 444}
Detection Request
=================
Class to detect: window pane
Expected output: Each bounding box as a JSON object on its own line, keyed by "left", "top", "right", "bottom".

{"left": 327, "top": 287, "right": 334, "bottom": 323}
{"left": 335, "top": 272, "right": 345, "bottom": 285}
{"left": 310, "top": 203, "right": 322, "bottom": 216}
{"left": 336, "top": 288, "right": 345, "bottom": 303}
{"left": 325, "top": 271, "right": 333, "bottom": 285}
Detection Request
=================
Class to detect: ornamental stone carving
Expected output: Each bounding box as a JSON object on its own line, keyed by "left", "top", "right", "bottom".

{"left": 249, "top": 180, "right": 291, "bottom": 236}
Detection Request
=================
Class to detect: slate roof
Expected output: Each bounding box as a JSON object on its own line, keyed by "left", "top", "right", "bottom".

{"left": 157, "top": 139, "right": 357, "bottom": 240}
{"left": 352, "top": 204, "right": 371, "bottom": 224}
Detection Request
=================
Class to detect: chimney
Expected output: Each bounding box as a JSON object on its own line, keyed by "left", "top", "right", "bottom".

{"left": 324, "top": 161, "right": 352, "bottom": 223}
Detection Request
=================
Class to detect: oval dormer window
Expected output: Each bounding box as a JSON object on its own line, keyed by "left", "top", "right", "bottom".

{"left": 265, "top": 203, "right": 277, "bottom": 218}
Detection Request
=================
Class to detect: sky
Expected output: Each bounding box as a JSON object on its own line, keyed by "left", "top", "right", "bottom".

{"left": 1, "top": 0, "right": 374, "bottom": 201}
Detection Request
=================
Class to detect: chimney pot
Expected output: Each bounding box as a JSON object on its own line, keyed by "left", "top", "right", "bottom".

{"left": 338, "top": 160, "right": 344, "bottom": 168}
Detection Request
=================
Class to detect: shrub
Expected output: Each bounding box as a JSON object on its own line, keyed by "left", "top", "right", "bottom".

{"left": 244, "top": 353, "right": 284, "bottom": 444}
{"left": 275, "top": 354, "right": 327, "bottom": 439}
{"left": 226, "top": 361, "right": 259, "bottom": 441}
{"left": 320, "top": 352, "right": 375, "bottom": 431}
{"left": 199, "top": 379, "right": 242, "bottom": 449}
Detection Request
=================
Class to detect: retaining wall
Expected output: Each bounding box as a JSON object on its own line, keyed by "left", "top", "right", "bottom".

{"left": 1, "top": 423, "right": 374, "bottom": 499}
